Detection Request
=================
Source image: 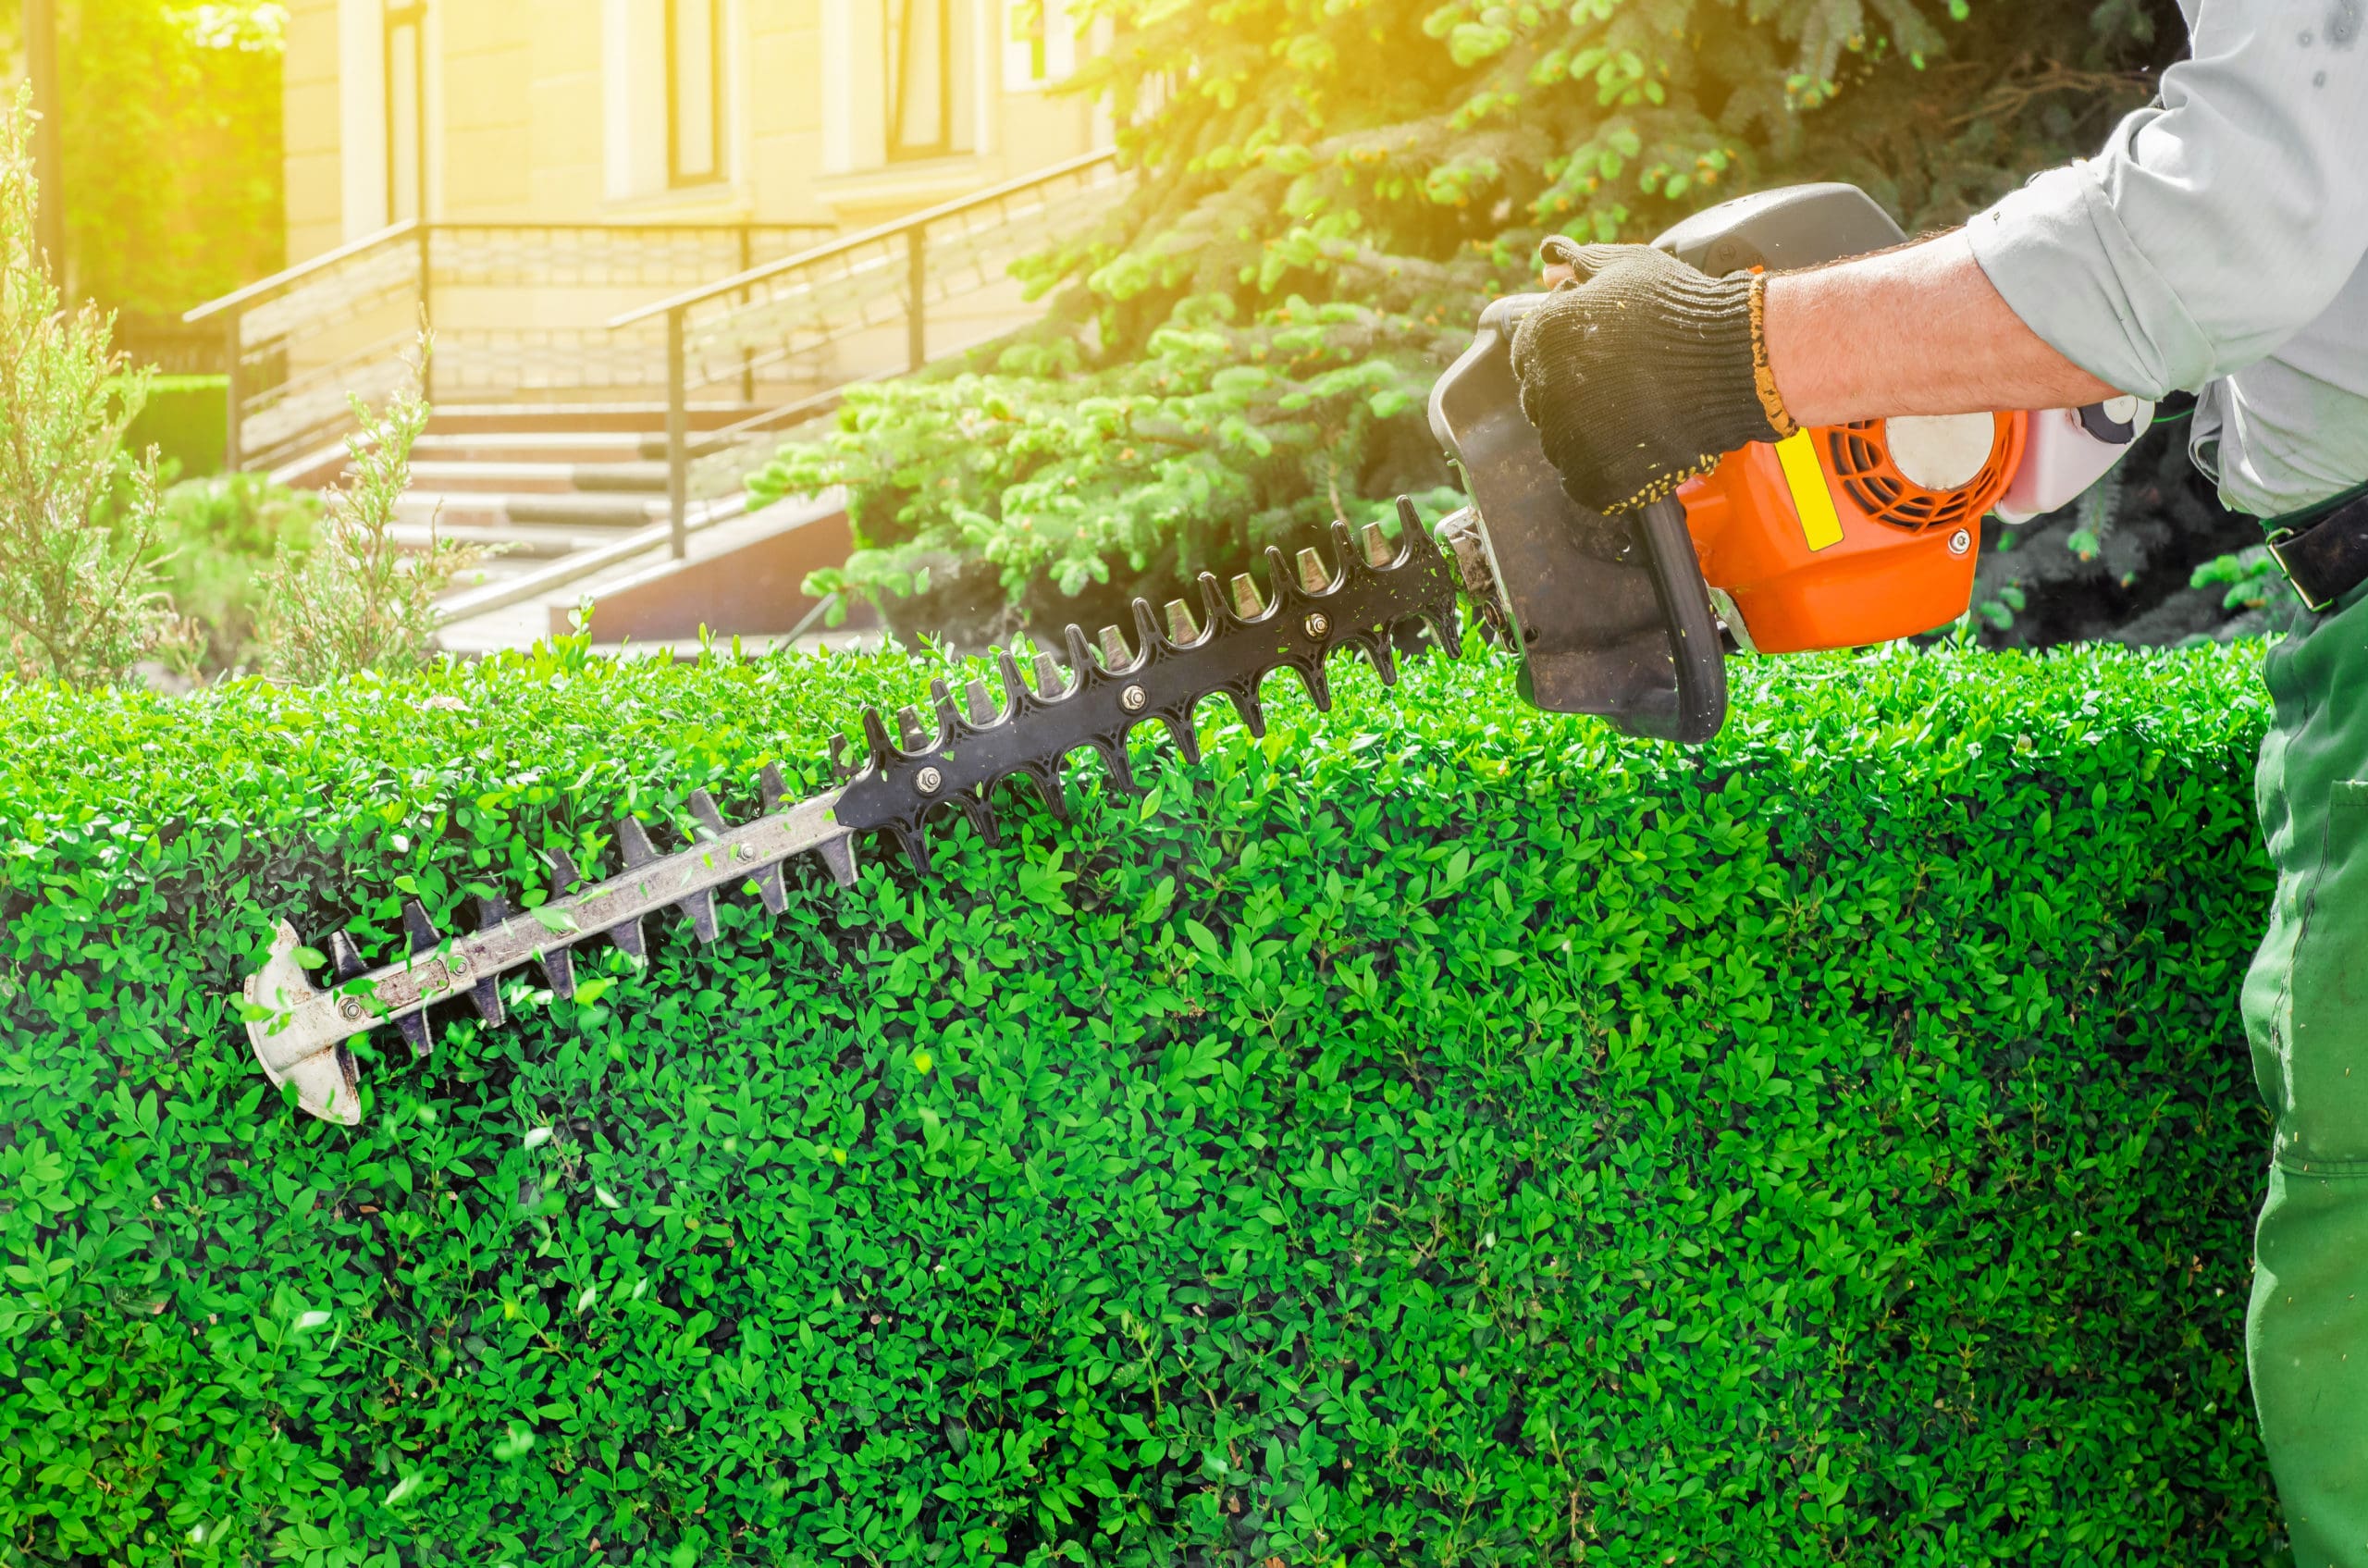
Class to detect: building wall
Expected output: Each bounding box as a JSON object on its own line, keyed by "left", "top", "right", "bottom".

{"left": 277, "top": 0, "right": 1107, "bottom": 268}
{"left": 281, "top": 0, "right": 343, "bottom": 265}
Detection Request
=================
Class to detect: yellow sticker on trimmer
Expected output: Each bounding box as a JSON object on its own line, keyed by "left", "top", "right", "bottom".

{"left": 1774, "top": 430, "right": 1844, "bottom": 552}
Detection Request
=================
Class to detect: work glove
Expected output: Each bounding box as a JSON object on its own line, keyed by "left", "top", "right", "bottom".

{"left": 1510, "top": 238, "right": 1797, "bottom": 514}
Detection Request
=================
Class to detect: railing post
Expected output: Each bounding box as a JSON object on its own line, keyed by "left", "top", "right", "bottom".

{"left": 416, "top": 223, "right": 435, "bottom": 399}
{"left": 738, "top": 223, "right": 756, "bottom": 404}
{"left": 906, "top": 227, "right": 927, "bottom": 373}
{"left": 222, "top": 307, "right": 242, "bottom": 472}
{"left": 667, "top": 306, "right": 689, "bottom": 561}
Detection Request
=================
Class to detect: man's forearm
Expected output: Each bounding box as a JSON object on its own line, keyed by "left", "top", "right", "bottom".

{"left": 1758, "top": 230, "right": 2121, "bottom": 426}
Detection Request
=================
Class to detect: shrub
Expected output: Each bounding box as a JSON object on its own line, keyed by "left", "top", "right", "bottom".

{"left": 147, "top": 472, "right": 320, "bottom": 676}
{"left": 756, "top": 0, "right": 2185, "bottom": 636}
{"left": 253, "top": 334, "right": 480, "bottom": 685}
{"left": 0, "top": 88, "right": 173, "bottom": 686}
{"left": 0, "top": 632, "right": 2282, "bottom": 1563}
{"left": 124, "top": 374, "right": 231, "bottom": 478}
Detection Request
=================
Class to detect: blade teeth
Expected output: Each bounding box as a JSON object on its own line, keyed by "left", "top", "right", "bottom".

{"left": 1230, "top": 573, "right": 1264, "bottom": 620}
{"left": 997, "top": 648, "right": 1030, "bottom": 709}
{"left": 397, "top": 898, "right": 439, "bottom": 1059}
{"left": 828, "top": 732, "right": 859, "bottom": 782}
{"left": 1390, "top": 496, "right": 1421, "bottom": 562}
{"left": 1098, "top": 736, "right": 1140, "bottom": 795}
{"left": 1264, "top": 547, "right": 1295, "bottom": 602}
{"left": 328, "top": 930, "right": 367, "bottom": 982}
{"left": 673, "top": 800, "right": 724, "bottom": 935}
{"left": 472, "top": 895, "right": 510, "bottom": 1025}
{"left": 615, "top": 817, "right": 660, "bottom": 870}
{"left": 1062, "top": 623, "right": 1096, "bottom": 680}
{"left": 1368, "top": 636, "right": 1400, "bottom": 685}
{"left": 609, "top": 917, "right": 648, "bottom": 964}
{"left": 759, "top": 761, "right": 787, "bottom": 811}
{"left": 679, "top": 889, "right": 721, "bottom": 944}
{"left": 963, "top": 678, "right": 996, "bottom": 724}
{"left": 1162, "top": 712, "right": 1202, "bottom": 766}
{"left": 1297, "top": 547, "right": 1332, "bottom": 592}
{"left": 752, "top": 862, "right": 789, "bottom": 915}
{"left": 888, "top": 821, "right": 934, "bottom": 879}
{"left": 895, "top": 704, "right": 931, "bottom": 751}
{"left": 1329, "top": 517, "right": 1360, "bottom": 570}
{"left": 1131, "top": 599, "right": 1163, "bottom": 656}
{"left": 1232, "top": 686, "right": 1267, "bottom": 739}
{"left": 1098, "top": 624, "right": 1131, "bottom": 671}
{"left": 1301, "top": 659, "right": 1334, "bottom": 713}
{"left": 1165, "top": 598, "right": 1201, "bottom": 646}
{"left": 1197, "top": 572, "right": 1228, "bottom": 628}
{"left": 861, "top": 708, "right": 896, "bottom": 768}
{"left": 958, "top": 794, "right": 1002, "bottom": 846}
{"left": 595, "top": 837, "right": 648, "bottom": 957}
{"left": 1361, "top": 521, "right": 1393, "bottom": 567}
{"left": 541, "top": 847, "right": 586, "bottom": 992}
{"left": 539, "top": 945, "right": 576, "bottom": 1002}
{"left": 930, "top": 678, "right": 963, "bottom": 735}
{"left": 1031, "top": 651, "right": 1065, "bottom": 698}
{"left": 816, "top": 832, "right": 858, "bottom": 888}
{"left": 1028, "top": 761, "right": 1069, "bottom": 821}
{"left": 402, "top": 898, "right": 440, "bottom": 954}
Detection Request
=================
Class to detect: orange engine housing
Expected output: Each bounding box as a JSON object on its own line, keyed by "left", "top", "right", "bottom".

{"left": 1676, "top": 412, "right": 2028, "bottom": 654}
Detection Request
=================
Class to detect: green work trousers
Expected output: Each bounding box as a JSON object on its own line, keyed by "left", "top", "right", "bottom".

{"left": 2242, "top": 583, "right": 2368, "bottom": 1568}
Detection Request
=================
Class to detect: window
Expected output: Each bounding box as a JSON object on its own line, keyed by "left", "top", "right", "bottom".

{"left": 885, "top": 0, "right": 953, "bottom": 161}
{"left": 384, "top": 1, "right": 426, "bottom": 221}
{"left": 1002, "top": 0, "right": 1075, "bottom": 91}
{"left": 666, "top": 0, "right": 723, "bottom": 187}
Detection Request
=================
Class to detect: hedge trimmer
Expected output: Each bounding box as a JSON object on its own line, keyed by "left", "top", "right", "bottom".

{"left": 244, "top": 181, "right": 2152, "bottom": 1122}
{"left": 243, "top": 516, "right": 1463, "bottom": 1123}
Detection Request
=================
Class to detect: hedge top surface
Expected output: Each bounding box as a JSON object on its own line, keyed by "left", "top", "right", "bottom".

{"left": 1, "top": 635, "right": 2283, "bottom": 1566}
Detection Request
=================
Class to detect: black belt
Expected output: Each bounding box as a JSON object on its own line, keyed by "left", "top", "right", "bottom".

{"left": 2267, "top": 488, "right": 2368, "bottom": 613}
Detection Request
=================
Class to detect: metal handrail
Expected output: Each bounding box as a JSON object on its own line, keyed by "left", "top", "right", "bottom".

{"left": 184, "top": 219, "right": 835, "bottom": 326}
{"left": 183, "top": 220, "right": 420, "bottom": 324}
{"left": 618, "top": 147, "right": 1128, "bottom": 562}
{"left": 606, "top": 148, "right": 1120, "bottom": 331}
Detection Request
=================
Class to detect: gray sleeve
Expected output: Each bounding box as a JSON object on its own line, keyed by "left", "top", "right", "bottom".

{"left": 1965, "top": 0, "right": 2368, "bottom": 400}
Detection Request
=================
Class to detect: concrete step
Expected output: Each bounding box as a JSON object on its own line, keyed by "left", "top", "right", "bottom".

{"left": 437, "top": 493, "right": 845, "bottom": 656}
{"left": 405, "top": 459, "right": 671, "bottom": 495}
{"left": 396, "top": 491, "right": 662, "bottom": 530}
{"left": 412, "top": 431, "right": 661, "bottom": 464}
{"left": 425, "top": 402, "right": 770, "bottom": 436}
{"left": 390, "top": 523, "right": 623, "bottom": 559}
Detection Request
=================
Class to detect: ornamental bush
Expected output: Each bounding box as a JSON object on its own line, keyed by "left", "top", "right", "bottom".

{"left": 2, "top": 635, "right": 2282, "bottom": 1564}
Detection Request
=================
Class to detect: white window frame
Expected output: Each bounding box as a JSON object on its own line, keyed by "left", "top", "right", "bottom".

{"left": 1000, "top": 0, "right": 1075, "bottom": 93}
{"left": 820, "top": 0, "right": 993, "bottom": 176}
{"left": 604, "top": 0, "right": 744, "bottom": 204}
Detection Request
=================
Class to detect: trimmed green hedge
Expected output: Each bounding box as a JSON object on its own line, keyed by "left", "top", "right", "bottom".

{"left": 1, "top": 636, "right": 2281, "bottom": 1565}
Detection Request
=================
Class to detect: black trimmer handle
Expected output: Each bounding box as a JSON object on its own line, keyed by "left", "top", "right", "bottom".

{"left": 1633, "top": 494, "right": 1728, "bottom": 743}
{"left": 1427, "top": 300, "right": 1730, "bottom": 744}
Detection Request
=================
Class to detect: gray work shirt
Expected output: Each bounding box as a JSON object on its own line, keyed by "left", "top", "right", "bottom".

{"left": 1966, "top": 0, "right": 2368, "bottom": 519}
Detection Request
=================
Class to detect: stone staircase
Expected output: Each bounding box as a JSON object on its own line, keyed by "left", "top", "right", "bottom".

{"left": 200, "top": 152, "right": 1128, "bottom": 658}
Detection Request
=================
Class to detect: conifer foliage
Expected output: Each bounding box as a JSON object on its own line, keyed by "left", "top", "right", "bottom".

{"left": 756, "top": 0, "right": 2183, "bottom": 641}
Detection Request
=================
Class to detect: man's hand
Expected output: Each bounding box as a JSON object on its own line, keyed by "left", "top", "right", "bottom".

{"left": 1510, "top": 239, "right": 1797, "bottom": 514}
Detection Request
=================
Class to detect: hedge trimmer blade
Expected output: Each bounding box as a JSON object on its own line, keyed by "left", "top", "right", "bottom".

{"left": 242, "top": 510, "right": 1460, "bottom": 1123}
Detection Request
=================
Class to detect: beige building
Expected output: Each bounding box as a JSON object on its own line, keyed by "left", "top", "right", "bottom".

{"left": 192, "top": 2, "right": 1128, "bottom": 651}
{"left": 279, "top": 0, "right": 1111, "bottom": 264}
